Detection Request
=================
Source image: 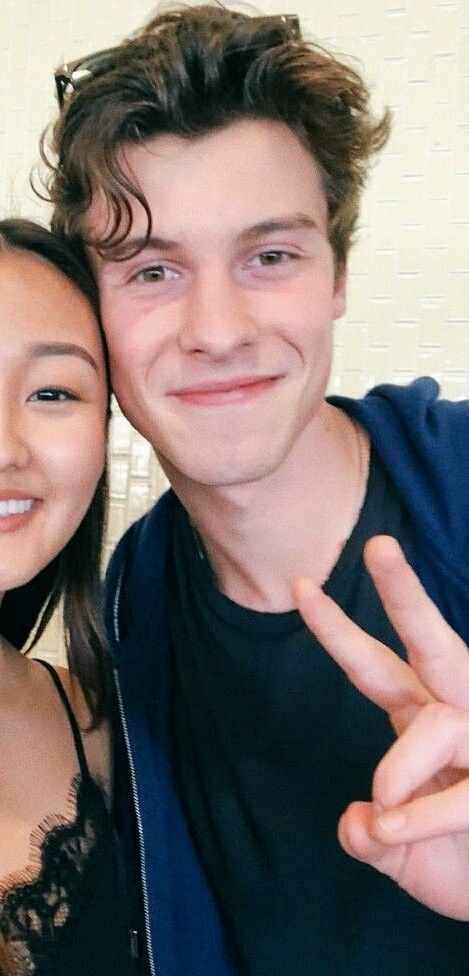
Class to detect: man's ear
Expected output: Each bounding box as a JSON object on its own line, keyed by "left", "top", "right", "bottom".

{"left": 332, "top": 268, "right": 346, "bottom": 321}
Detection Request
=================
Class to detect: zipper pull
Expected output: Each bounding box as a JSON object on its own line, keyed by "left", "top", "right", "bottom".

{"left": 129, "top": 928, "right": 140, "bottom": 960}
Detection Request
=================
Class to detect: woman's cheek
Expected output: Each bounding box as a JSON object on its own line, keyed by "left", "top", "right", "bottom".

{"left": 47, "top": 417, "right": 106, "bottom": 498}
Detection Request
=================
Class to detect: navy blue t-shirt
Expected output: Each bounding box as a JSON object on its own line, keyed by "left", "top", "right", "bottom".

{"left": 169, "top": 448, "right": 469, "bottom": 976}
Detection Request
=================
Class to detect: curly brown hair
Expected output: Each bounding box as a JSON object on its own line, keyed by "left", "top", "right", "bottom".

{"left": 44, "top": 4, "right": 390, "bottom": 271}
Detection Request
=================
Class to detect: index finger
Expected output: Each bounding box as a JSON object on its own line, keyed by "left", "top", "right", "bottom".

{"left": 292, "top": 576, "right": 433, "bottom": 722}
{"left": 363, "top": 536, "right": 469, "bottom": 710}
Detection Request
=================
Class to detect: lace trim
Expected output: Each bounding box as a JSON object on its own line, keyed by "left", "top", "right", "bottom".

{"left": 0, "top": 773, "right": 107, "bottom": 975}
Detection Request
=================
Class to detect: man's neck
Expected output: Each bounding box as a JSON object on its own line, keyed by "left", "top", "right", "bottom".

{"left": 163, "top": 403, "right": 370, "bottom": 613}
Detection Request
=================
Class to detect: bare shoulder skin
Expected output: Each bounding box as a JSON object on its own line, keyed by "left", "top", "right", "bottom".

{"left": 0, "top": 645, "right": 111, "bottom": 883}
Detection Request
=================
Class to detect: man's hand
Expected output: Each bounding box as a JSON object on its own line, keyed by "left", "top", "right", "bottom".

{"left": 293, "top": 536, "right": 469, "bottom": 920}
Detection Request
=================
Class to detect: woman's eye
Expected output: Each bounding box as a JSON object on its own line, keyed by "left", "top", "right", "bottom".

{"left": 29, "top": 388, "right": 78, "bottom": 403}
{"left": 135, "top": 265, "right": 179, "bottom": 283}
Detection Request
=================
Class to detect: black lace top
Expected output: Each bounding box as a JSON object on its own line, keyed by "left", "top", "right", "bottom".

{"left": 0, "top": 661, "right": 135, "bottom": 976}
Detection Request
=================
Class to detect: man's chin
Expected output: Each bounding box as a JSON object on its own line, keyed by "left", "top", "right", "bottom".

{"left": 156, "top": 446, "right": 284, "bottom": 492}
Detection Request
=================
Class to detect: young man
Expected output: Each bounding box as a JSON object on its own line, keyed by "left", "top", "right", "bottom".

{"left": 43, "top": 7, "right": 469, "bottom": 974}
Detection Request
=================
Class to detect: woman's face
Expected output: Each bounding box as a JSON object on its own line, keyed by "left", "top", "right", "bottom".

{"left": 0, "top": 250, "right": 108, "bottom": 597}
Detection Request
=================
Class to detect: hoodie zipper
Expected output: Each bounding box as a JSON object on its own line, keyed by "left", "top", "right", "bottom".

{"left": 113, "top": 573, "right": 157, "bottom": 976}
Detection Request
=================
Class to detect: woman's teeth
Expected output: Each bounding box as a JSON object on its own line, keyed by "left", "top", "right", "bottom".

{"left": 0, "top": 499, "right": 34, "bottom": 517}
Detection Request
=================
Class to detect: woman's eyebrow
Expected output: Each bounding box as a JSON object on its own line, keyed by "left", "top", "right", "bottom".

{"left": 28, "top": 342, "right": 99, "bottom": 373}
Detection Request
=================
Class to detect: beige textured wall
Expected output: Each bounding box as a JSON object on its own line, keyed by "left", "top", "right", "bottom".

{"left": 0, "top": 0, "right": 468, "bottom": 662}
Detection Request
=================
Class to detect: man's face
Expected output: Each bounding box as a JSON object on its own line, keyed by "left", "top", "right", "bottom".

{"left": 90, "top": 119, "right": 345, "bottom": 489}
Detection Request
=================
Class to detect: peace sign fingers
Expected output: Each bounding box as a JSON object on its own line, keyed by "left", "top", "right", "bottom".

{"left": 292, "top": 570, "right": 432, "bottom": 732}
{"left": 362, "top": 536, "right": 469, "bottom": 710}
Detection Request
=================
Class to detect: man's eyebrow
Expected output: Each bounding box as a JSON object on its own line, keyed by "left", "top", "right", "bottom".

{"left": 239, "top": 216, "right": 321, "bottom": 240}
{"left": 102, "top": 235, "right": 179, "bottom": 261}
{"left": 29, "top": 342, "right": 99, "bottom": 373}
{"left": 100, "top": 216, "right": 321, "bottom": 261}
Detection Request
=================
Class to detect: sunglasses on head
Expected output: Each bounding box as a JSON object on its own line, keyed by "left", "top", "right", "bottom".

{"left": 54, "top": 13, "right": 301, "bottom": 107}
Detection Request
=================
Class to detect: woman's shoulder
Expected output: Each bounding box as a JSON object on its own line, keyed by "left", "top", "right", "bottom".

{"left": 0, "top": 652, "right": 112, "bottom": 801}
{"left": 0, "top": 654, "right": 111, "bottom": 884}
{"left": 52, "top": 664, "right": 112, "bottom": 800}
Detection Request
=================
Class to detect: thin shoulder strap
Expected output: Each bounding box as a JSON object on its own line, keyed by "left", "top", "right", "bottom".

{"left": 35, "top": 658, "right": 92, "bottom": 782}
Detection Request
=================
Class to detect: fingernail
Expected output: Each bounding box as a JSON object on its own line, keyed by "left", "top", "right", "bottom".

{"left": 378, "top": 810, "right": 407, "bottom": 833}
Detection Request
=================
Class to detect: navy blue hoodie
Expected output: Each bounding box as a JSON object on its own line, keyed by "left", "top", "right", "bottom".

{"left": 105, "top": 379, "right": 469, "bottom": 976}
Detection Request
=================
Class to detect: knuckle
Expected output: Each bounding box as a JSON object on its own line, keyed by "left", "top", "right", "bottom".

{"left": 420, "top": 700, "right": 457, "bottom": 730}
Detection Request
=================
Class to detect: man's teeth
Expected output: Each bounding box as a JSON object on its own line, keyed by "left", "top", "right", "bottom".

{"left": 0, "top": 499, "right": 34, "bottom": 517}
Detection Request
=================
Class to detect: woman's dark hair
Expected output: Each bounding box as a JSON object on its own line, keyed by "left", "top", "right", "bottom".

{"left": 43, "top": 3, "right": 390, "bottom": 271}
{"left": 0, "top": 218, "right": 112, "bottom": 728}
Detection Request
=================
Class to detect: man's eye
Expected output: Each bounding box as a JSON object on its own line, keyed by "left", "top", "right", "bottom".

{"left": 29, "top": 389, "right": 77, "bottom": 403}
{"left": 251, "top": 250, "right": 294, "bottom": 267}
{"left": 135, "top": 265, "right": 179, "bottom": 283}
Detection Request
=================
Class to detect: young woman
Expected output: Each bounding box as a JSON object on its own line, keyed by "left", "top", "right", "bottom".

{"left": 0, "top": 219, "right": 134, "bottom": 975}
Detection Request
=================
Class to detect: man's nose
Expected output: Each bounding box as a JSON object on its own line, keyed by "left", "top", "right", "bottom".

{"left": 0, "top": 404, "right": 29, "bottom": 471}
{"left": 179, "top": 271, "right": 258, "bottom": 358}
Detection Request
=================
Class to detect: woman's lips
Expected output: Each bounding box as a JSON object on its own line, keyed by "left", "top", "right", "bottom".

{"left": 0, "top": 498, "right": 39, "bottom": 533}
{"left": 170, "top": 376, "right": 279, "bottom": 406}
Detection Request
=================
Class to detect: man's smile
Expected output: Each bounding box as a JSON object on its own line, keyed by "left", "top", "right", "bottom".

{"left": 168, "top": 374, "right": 281, "bottom": 406}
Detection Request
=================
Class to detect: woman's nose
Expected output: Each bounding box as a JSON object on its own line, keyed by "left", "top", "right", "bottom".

{"left": 0, "top": 404, "right": 29, "bottom": 471}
